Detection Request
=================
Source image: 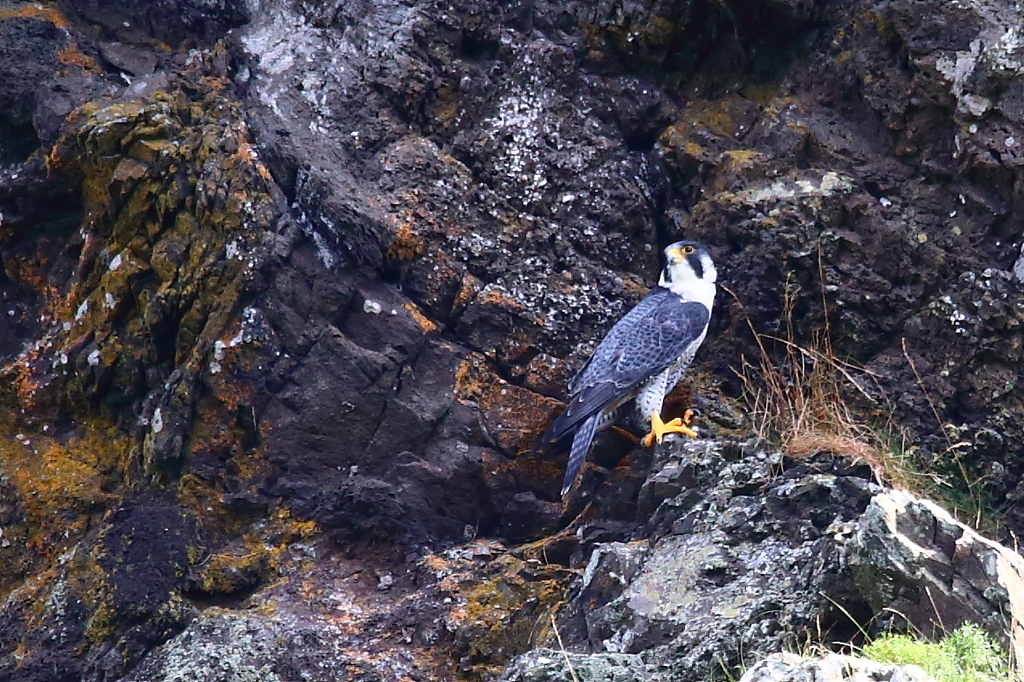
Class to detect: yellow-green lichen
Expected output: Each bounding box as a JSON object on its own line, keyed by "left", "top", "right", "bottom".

{"left": 445, "top": 553, "right": 574, "bottom": 680}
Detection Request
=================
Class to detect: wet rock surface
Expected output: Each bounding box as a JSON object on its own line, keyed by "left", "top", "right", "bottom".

{"left": 0, "top": 0, "right": 1023, "bottom": 679}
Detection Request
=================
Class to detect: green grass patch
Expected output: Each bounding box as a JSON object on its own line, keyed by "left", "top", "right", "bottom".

{"left": 861, "top": 623, "right": 1011, "bottom": 682}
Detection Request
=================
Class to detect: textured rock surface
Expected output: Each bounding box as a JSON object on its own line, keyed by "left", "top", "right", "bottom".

{"left": 736, "top": 652, "right": 935, "bottom": 682}
{"left": 499, "top": 649, "right": 651, "bottom": 682}
{"left": 224, "top": 0, "right": 1024, "bottom": 535}
{"left": 561, "top": 438, "right": 872, "bottom": 671}
{"left": 501, "top": 652, "right": 942, "bottom": 682}
{"left": 1, "top": 0, "right": 1024, "bottom": 679}
{"left": 121, "top": 539, "right": 573, "bottom": 682}
{"left": 849, "top": 489, "right": 1024, "bottom": 666}
{"left": 498, "top": 461, "right": 1024, "bottom": 682}
{"left": 527, "top": 439, "right": 880, "bottom": 682}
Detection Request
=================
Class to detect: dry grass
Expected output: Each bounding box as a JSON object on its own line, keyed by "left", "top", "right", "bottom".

{"left": 550, "top": 615, "right": 579, "bottom": 682}
{"left": 728, "top": 276, "right": 917, "bottom": 490}
{"left": 726, "top": 268, "right": 999, "bottom": 533}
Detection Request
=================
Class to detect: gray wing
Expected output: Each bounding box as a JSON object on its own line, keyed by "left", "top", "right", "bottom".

{"left": 566, "top": 290, "right": 667, "bottom": 395}
{"left": 535, "top": 287, "right": 710, "bottom": 452}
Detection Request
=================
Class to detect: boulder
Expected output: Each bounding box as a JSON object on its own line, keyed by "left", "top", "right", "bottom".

{"left": 548, "top": 439, "right": 879, "bottom": 681}
{"left": 849, "top": 489, "right": 1024, "bottom": 665}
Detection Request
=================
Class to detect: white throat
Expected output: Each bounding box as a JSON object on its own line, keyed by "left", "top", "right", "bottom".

{"left": 661, "top": 275, "right": 716, "bottom": 310}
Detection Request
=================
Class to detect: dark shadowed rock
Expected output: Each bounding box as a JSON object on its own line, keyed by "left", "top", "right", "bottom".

{"left": 66, "top": 0, "right": 249, "bottom": 46}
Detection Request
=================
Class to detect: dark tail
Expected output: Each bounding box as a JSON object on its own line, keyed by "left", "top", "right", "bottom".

{"left": 561, "top": 414, "right": 598, "bottom": 496}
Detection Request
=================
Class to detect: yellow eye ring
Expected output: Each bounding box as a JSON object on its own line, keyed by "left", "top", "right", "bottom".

{"left": 681, "top": 245, "right": 696, "bottom": 255}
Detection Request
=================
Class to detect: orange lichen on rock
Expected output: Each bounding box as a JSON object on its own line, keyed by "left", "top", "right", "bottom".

{"left": 236, "top": 138, "right": 273, "bottom": 182}
{"left": 191, "top": 403, "right": 244, "bottom": 454}
{"left": 518, "top": 353, "right": 572, "bottom": 398}
{"left": 202, "top": 325, "right": 261, "bottom": 411}
{"left": 479, "top": 286, "right": 521, "bottom": 309}
{"left": 387, "top": 221, "right": 427, "bottom": 262}
{"left": 403, "top": 302, "right": 438, "bottom": 333}
{"left": 0, "top": 421, "right": 129, "bottom": 555}
{"left": 2, "top": 77, "right": 279, "bottom": 436}
{"left": 0, "top": 3, "right": 70, "bottom": 28}
{"left": 3, "top": 249, "right": 58, "bottom": 294}
{"left": 455, "top": 353, "right": 561, "bottom": 453}
{"left": 451, "top": 271, "right": 483, "bottom": 314}
{"left": 56, "top": 43, "right": 101, "bottom": 73}
{"left": 3, "top": 338, "right": 51, "bottom": 415}
{"left": 198, "top": 75, "right": 231, "bottom": 96}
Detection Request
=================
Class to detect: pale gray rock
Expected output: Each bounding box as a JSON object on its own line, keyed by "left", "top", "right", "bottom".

{"left": 549, "top": 439, "right": 882, "bottom": 681}
{"left": 499, "top": 648, "right": 651, "bottom": 682}
{"left": 121, "top": 611, "right": 287, "bottom": 682}
{"left": 738, "top": 652, "right": 936, "bottom": 682}
{"left": 98, "top": 42, "right": 159, "bottom": 76}
{"left": 848, "top": 489, "right": 1024, "bottom": 667}
{"left": 510, "top": 441, "right": 1024, "bottom": 682}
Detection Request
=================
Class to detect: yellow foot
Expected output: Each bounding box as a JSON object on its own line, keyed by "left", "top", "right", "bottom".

{"left": 642, "top": 411, "right": 699, "bottom": 447}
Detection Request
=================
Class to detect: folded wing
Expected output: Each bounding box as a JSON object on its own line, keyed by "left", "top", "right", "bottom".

{"left": 534, "top": 288, "right": 710, "bottom": 462}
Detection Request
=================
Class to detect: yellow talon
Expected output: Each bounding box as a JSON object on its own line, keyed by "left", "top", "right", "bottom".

{"left": 643, "top": 412, "right": 699, "bottom": 447}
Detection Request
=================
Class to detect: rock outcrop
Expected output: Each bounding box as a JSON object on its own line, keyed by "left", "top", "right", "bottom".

{"left": 497, "top": 440, "right": 1023, "bottom": 681}
{"left": 1, "top": 0, "right": 1024, "bottom": 679}
{"left": 736, "top": 653, "right": 936, "bottom": 682}
{"left": 498, "top": 651, "right": 940, "bottom": 682}
{"left": 850, "top": 489, "right": 1024, "bottom": 667}
{"left": 560, "top": 441, "right": 875, "bottom": 678}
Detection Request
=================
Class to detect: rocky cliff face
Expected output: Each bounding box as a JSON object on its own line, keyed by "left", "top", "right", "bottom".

{"left": 1, "top": 0, "right": 1023, "bottom": 680}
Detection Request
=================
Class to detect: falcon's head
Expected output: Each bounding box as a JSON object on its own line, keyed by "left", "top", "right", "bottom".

{"left": 659, "top": 241, "right": 717, "bottom": 307}
{"left": 660, "top": 241, "right": 717, "bottom": 285}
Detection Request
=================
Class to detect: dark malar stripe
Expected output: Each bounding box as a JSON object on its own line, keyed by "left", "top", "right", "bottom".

{"left": 686, "top": 252, "right": 704, "bottom": 279}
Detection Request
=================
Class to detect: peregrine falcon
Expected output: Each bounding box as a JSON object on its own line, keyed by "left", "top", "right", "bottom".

{"left": 535, "top": 241, "right": 717, "bottom": 496}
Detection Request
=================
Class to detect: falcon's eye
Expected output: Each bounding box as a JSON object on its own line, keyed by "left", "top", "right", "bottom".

{"left": 681, "top": 245, "right": 696, "bottom": 255}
